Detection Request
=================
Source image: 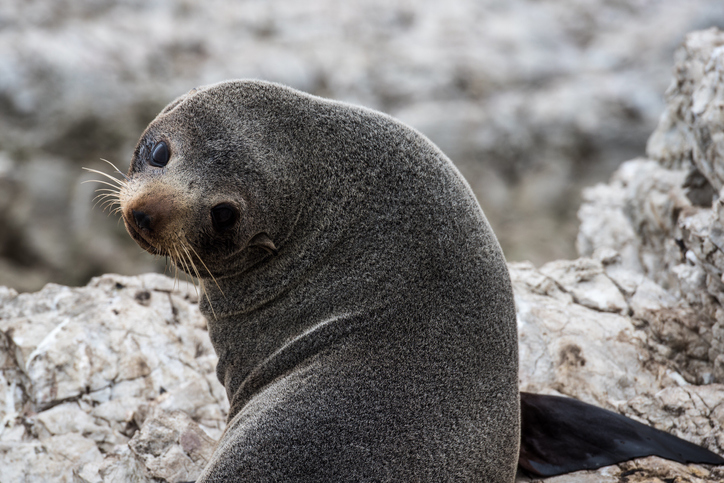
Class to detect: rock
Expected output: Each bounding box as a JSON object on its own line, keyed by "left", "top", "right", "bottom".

{"left": 128, "top": 408, "right": 216, "bottom": 483}
{"left": 579, "top": 29, "right": 724, "bottom": 386}
{"left": 538, "top": 258, "right": 628, "bottom": 314}
{"left": 1, "top": 266, "right": 722, "bottom": 481}
{"left": 647, "top": 28, "right": 724, "bottom": 182}
{"left": 557, "top": 27, "right": 724, "bottom": 481}
{"left": 514, "top": 261, "right": 724, "bottom": 482}
{"left": 0, "top": 273, "right": 227, "bottom": 482}
{"left": 97, "top": 446, "right": 152, "bottom": 483}
{"left": 514, "top": 261, "right": 660, "bottom": 407}
{"left": 0, "top": 433, "right": 103, "bottom": 483}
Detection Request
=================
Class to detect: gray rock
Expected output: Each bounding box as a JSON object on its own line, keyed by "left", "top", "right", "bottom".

{"left": 128, "top": 408, "right": 216, "bottom": 483}
{"left": 538, "top": 258, "right": 628, "bottom": 314}
{"left": 514, "top": 261, "right": 724, "bottom": 482}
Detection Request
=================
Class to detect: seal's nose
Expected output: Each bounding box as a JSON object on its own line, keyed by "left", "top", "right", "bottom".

{"left": 124, "top": 193, "right": 177, "bottom": 245}
{"left": 132, "top": 209, "right": 152, "bottom": 231}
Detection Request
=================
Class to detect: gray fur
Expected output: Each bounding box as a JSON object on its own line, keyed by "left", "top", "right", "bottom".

{"left": 122, "top": 80, "right": 519, "bottom": 482}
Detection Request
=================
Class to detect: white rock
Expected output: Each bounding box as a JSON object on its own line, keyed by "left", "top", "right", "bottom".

{"left": 579, "top": 29, "right": 724, "bottom": 386}
{"left": 514, "top": 262, "right": 660, "bottom": 407}
{"left": 0, "top": 273, "right": 226, "bottom": 482}
{"left": 128, "top": 408, "right": 216, "bottom": 483}
{"left": 539, "top": 258, "right": 629, "bottom": 314}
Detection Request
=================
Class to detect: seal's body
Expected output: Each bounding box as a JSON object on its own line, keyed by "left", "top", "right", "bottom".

{"left": 120, "top": 80, "right": 519, "bottom": 481}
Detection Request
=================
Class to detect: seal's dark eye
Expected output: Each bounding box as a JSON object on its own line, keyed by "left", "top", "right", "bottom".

{"left": 211, "top": 203, "right": 239, "bottom": 232}
{"left": 150, "top": 141, "right": 170, "bottom": 167}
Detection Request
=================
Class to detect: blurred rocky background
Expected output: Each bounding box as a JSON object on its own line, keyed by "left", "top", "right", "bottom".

{"left": 2, "top": 0, "right": 724, "bottom": 292}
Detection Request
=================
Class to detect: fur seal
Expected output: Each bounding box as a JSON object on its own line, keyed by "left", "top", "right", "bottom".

{"left": 119, "top": 80, "right": 520, "bottom": 481}
{"left": 116, "top": 80, "right": 724, "bottom": 481}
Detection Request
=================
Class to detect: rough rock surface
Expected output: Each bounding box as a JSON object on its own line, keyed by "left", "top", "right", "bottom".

{"left": 3, "top": 0, "right": 724, "bottom": 292}
{"left": 0, "top": 273, "right": 228, "bottom": 483}
{"left": 515, "top": 259, "right": 724, "bottom": 482}
{"left": 579, "top": 28, "right": 724, "bottom": 389}
{"left": 0, "top": 266, "right": 722, "bottom": 481}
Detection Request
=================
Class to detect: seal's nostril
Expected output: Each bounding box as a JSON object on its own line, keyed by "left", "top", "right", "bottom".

{"left": 132, "top": 209, "right": 152, "bottom": 231}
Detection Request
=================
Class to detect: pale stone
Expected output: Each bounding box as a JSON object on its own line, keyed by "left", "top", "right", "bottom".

{"left": 539, "top": 258, "right": 629, "bottom": 314}
{"left": 579, "top": 29, "right": 724, "bottom": 388}
{"left": 128, "top": 409, "right": 216, "bottom": 483}
{"left": 514, "top": 262, "right": 663, "bottom": 407}
{"left": 0, "top": 433, "right": 103, "bottom": 483}
{"left": 0, "top": 273, "right": 226, "bottom": 482}
{"left": 98, "top": 446, "right": 154, "bottom": 483}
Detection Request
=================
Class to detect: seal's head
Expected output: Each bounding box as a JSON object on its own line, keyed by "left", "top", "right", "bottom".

{"left": 119, "top": 84, "right": 282, "bottom": 281}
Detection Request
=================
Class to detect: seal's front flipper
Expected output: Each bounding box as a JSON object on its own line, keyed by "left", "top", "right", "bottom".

{"left": 518, "top": 392, "right": 724, "bottom": 477}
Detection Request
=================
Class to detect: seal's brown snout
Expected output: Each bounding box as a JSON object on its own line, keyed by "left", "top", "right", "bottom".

{"left": 128, "top": 202, "right": 168, "bottom": 235}
{"left": 124, "top": 193, "right": 178, "bottom": 246}
{"left": 132, "top": 209, "right": 152, "bottom": 231}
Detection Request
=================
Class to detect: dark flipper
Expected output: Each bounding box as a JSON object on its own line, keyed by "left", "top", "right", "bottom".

{"left": 519, "top": 392, "right": 724, "bottom": 477}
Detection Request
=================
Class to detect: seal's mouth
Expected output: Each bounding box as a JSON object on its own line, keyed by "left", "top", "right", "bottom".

{"left": 122, "top": 215, "right": 166, "bottom": 257}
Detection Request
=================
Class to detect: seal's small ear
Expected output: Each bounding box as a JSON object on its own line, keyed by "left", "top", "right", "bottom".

{"left": 249, "top": 233, "right": 278, "bottom": 255}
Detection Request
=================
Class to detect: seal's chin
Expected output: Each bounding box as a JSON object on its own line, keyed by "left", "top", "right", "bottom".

{"left": 122, "top": 216, "right": 167, "bottom": 257}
